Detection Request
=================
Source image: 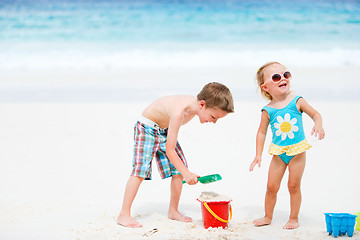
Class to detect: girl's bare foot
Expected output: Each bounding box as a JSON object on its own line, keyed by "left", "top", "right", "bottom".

{"left": 117, "top": 214, "right": 143, "bottom": 228}
{"left": 283, "top": 219, "right": 299, "bottom": 229}
{"left": 168, "top": 210, "right": 192, "bottom": 222}
{"left": 253, "top": 217, "right": 272, "bottom": 227}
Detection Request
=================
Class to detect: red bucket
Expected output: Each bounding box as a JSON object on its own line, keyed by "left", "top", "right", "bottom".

{"left": 197, "top": 199, "right": 232, "bottom": 229}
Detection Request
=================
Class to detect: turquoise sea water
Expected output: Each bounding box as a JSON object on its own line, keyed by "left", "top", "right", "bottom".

{"left": 1, "top": 0, "right": 360, "bottom": 67}
{"left": 1, "top": 0, "right": 360, "bottom": 45}
{"left": 1, "top": 0, "right": 360, "bottom": 101}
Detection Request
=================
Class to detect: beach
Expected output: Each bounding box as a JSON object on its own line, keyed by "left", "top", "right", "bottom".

{"left": 1, "top": 0, "right": 360, "bottom": 239}
{"left": 1, "top": 65, "right": 359, "bottom": 239}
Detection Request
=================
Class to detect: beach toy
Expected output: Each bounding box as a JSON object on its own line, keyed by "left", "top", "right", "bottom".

{"left": 197, "top": 192, "right": 232, "bottom": 229}
{"left": 324, "top": 213, "right": 357, "bottom": 237}
{"left": 182, "top": 174, "right": 222, "bottom": 184}
{"left": 356, "top": 212, "right": 360, "bottom": 231}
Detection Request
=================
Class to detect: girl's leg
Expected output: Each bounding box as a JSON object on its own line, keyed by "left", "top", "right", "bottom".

{"left": 117, "top": 176, "right": 144, "bottom": 228}
{"left": 254, "top": 156, "right": 287, "bottom": 226}
{"left": 283, "top": 152, "right": 306, "bottom": 229}
{"left": 168, "top": 174, "right": 192, "bottom": 222}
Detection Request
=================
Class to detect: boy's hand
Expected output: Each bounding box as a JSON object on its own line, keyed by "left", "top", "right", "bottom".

{"left": 249, "top": 156, "right": 261, "bottom": 172}
{"left": 311, "top": 125, "right": 325, "bottom": 140}
{"left": 184, "top": 172, "right": 200, "bottom": 185}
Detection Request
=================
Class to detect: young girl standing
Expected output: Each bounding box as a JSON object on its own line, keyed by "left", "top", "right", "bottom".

{"left": 249, "top": 62, "right": 325, "bottom": 229}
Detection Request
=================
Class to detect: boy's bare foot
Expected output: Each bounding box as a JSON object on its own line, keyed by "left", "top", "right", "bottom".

{"left": 168, "top": 210, "right": 192, "bottom": 223}
{"left": 253, "top": 217, "right": 272, "bottom": 227}
{"left": 117, "top": 215, "right": 143, "bottom": 228}
{"left": 283, "top": 219, "right": 299, "bottom": 229}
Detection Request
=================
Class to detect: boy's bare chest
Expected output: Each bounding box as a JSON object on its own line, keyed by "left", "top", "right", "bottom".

{"left": 157, "top": 113, "right": 195, "bottom": 128}
{"left": 182, "top": 113, "right": 195, "bottom": 125}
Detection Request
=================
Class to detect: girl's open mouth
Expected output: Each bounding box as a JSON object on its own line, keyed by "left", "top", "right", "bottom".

{"left": 279, "top": 82, "right": 287, "bottom": 88}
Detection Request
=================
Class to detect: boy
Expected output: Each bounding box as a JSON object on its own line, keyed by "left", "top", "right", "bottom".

{"left": 117, "top": 82, "right": 234, "bottom": 228}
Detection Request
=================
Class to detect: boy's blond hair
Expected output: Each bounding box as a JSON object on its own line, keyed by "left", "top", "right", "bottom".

{"left": 197, "top": 82, "right": 234, "bottom": 113}
{"left": 256, "top": 61, "right": 281, "bottom": 101}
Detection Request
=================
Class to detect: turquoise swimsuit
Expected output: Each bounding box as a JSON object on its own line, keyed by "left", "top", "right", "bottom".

{"left": 262, "top": 96, "right": 312, "bottom": 164}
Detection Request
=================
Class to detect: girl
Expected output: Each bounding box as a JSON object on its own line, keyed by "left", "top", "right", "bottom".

{"left": 249, "top": 62, "right": 325, "bottom": 229}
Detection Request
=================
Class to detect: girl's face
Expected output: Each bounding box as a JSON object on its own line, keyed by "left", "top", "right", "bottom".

{"left": 261, "top": 63, "right": 291, "bottom": 97}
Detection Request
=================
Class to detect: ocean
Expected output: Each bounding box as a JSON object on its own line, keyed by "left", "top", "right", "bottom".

{"left": 1, "top": 0, "right": 360, "bottom": 101}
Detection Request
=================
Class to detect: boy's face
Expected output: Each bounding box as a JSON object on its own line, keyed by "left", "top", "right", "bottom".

{"left": 198, "top": 101, "right": 228, "bottom": 124}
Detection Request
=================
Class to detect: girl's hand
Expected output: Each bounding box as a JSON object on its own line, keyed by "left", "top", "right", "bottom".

{"left": 311, "top": 125, "right": 325, "bottom": 140}
{"left": 184, "top": 172, "right": 200, "bottom": 185}
{"left": 249, "top": 156, "right": 262, "bottom": 172}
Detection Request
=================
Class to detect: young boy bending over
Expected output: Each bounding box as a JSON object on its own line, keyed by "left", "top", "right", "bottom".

{"left": 117, "top": 82, "right": 234, "bottom": 228}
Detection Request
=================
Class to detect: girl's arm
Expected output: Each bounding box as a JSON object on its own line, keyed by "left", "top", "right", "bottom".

{"left": 166, "top": 111, "right": 200, "bottom": 185}
{"left": 250, "top": 110, "right": 269, "bottom": 171}
{"left": 297, "top": 98, "right": 325, "bottom": 140}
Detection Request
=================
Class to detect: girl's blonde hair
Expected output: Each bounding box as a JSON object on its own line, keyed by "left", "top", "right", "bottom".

{"left": 256, "top": 61, "right": 282, "bottom": 101}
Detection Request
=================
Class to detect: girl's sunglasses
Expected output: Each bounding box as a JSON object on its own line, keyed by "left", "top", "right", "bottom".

{"left": 271, "top": 71, "right": 292, "bottom": 82}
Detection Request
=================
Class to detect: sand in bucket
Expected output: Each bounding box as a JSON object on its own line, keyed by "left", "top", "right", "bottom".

{"left": 197, "top": 191, "right": 232, "bottom": 229}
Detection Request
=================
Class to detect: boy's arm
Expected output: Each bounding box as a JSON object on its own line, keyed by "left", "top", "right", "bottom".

{"left": 166, "top": 111, "right": 199, "bottom": 185}
{"left": 250, "top": 110, "right": 269, "bottom": 171}
{"left": 297, "top": 98, "right": 325, "bottom": 140}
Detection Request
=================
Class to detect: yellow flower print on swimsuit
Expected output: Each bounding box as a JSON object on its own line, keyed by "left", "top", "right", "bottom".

{"left": 262, "top": 96, "right": 312, "bottom": 158}
{"left": 274, "top": 113, "right": 299, "bottom": 140}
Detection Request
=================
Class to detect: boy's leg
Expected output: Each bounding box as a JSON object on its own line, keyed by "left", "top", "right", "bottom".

{"left": 283, "top": 152, "right": 306, "bottom": 229}
{"left": 117, "top": 176, "right": 144, "bottom": 228}
{"left": 254, "top": 156, "right": 287, "bottom": 226}
{"left": 155, "top": 139, "right": 191, "bottom": 222}
{"left": 168, "top": 174, "right": 192, "bottom": 222}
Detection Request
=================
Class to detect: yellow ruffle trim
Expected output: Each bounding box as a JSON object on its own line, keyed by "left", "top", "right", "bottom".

{"left": 269, "top": 139, "right": 312, "bottom": 156}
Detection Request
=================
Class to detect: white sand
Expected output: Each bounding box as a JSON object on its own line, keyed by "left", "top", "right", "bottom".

{"left": 0, "top": 99, "right": 359, "bottom": 240}
{"left": 0, "top": 65, "right": 360, "bottom": 239}
{"left": 197, "top": 192, "right": 232, "bottom": 202}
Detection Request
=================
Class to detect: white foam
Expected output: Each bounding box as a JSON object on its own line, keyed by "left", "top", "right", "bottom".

{"left": 1, "top": 43, "right": 360, "bottom": 70}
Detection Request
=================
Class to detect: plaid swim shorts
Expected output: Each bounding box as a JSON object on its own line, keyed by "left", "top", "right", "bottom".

{"left": 131, "top": 117, "right": 188, "bottom": 180}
